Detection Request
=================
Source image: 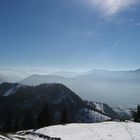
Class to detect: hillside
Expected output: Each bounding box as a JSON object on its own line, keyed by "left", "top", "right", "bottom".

{"left": 0, "top": 83, "right": 109, "bottom": 132}
{"left": 85, "top": 100, "right": 133, "bottom": 120}
{"left": 0, "top": 122, "right": 140, "bottom": 140}
{"left": 33, "top": 122, "right": 140, "bottom": 140}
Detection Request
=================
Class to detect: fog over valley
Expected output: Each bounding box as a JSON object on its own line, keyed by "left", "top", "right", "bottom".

{"left": 0, "top": 68, "right": 140, "bottom": 107}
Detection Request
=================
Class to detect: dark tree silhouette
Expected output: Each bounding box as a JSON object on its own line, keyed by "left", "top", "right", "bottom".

{"left": 3, "top": 113, "right": 13, "bottom": 132}
{"left": 134, "top": 105, "right": 140, "bottom": 122}
{"left": 60, "top": 108, "right": 69, "bottom": 124}
{"left": 23, "top": 111, "right": 34, "bottom": 130}
{"left": 37, "top": 103, "right": 51, "bottom": 128}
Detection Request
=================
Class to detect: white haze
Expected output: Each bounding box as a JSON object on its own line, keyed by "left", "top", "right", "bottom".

{"left": 19, "top": 69, "right": 140, "bottom": 107}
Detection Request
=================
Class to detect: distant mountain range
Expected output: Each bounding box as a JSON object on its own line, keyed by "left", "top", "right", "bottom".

{"left": 0, "top": 69, "right": 140, "bottom": 106}
{"left": 0, "top": 77, "right": 7, "bottom": 84}
{"left": 19, "top": 69, "right": 140, "bottom": 107}
{"left": 0, "top": 73, "right": 22, "bottom": 83}
{"left": 76, "top": 69, "right": 140, "bottom": 82}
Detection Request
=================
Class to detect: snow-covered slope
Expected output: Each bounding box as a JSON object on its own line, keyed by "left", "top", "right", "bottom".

{"left": 0, "top": 122, "right": 140, "bottom": 140}
{"left": 85, "top": 100, "right": 133, "bottom": 120}
{"left": 4, "top": 84, "right": 22, "bottom": 96}
{"left": 35, "top": 122, "right": 140, "bottom": 140}
{"left": 85, "top": 101, "right": 120, "bottom": 119}
{"left": 76, "top": 108, "right": 110, "bottom": 123}
{"left": 0, "top": 83, "right": 22, "bottom": 96}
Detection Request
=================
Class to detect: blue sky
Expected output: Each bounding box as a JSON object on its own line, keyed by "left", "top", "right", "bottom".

{"left": 0, "top": 0, "right": 140, "bottom": 74}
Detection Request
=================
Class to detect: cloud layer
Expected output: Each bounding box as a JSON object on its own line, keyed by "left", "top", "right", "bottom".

{"left": 86, "top": 0, "right": 138, "bottom": 16}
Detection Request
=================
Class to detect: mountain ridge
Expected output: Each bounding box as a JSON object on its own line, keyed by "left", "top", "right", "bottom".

{"left": 0, "top": 82, "right": 110, "bottom": 132}
{"left": 19, "top": 69, "right": 140, "bottom": 106}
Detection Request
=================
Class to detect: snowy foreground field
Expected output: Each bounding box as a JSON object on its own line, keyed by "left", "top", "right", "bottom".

{"left": 1, "top": 122, "right": 140, "bottom": 140}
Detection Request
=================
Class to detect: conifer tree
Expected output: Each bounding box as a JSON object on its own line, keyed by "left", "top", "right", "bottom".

{"left": 37, "top": 103, "right": 50, "bottom": 128}
{"left": 60, "top": 108, "right": 69, "bottom": 124}
{"left": 134, "top": 105, "right": 140, "bottom": 122}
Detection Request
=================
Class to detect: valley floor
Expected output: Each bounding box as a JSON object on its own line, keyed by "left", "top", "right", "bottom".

{"left": 1, "top": 121, "right": 140, "bottom": 140}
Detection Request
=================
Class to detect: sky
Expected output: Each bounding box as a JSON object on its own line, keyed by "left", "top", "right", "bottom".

{"left": 1, "top": 0, "right": 140, "bottom": 75}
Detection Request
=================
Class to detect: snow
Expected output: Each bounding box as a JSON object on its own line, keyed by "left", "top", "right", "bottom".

{"left": 4, "top": 88, "right": 16, "bottom": 96}
{"left": 88, "top": 109, "right": 110, "bottom": 122}
{"left": 76, "top": 108, "right": 110, "bottom": 123}
{"left": 94, "top": 102, "right": 105, "bottom": 113}
{"left": 35, "top": 122, "right": 140, "bottom": 140}
{"left": 0, "top": 134, "right": 9, "bottom": 140}
{"left": 0, "top": 122, "right": 140, "bottom": 140}
{"left": 85, "top": 101, "right": 106, "bottom": 114}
